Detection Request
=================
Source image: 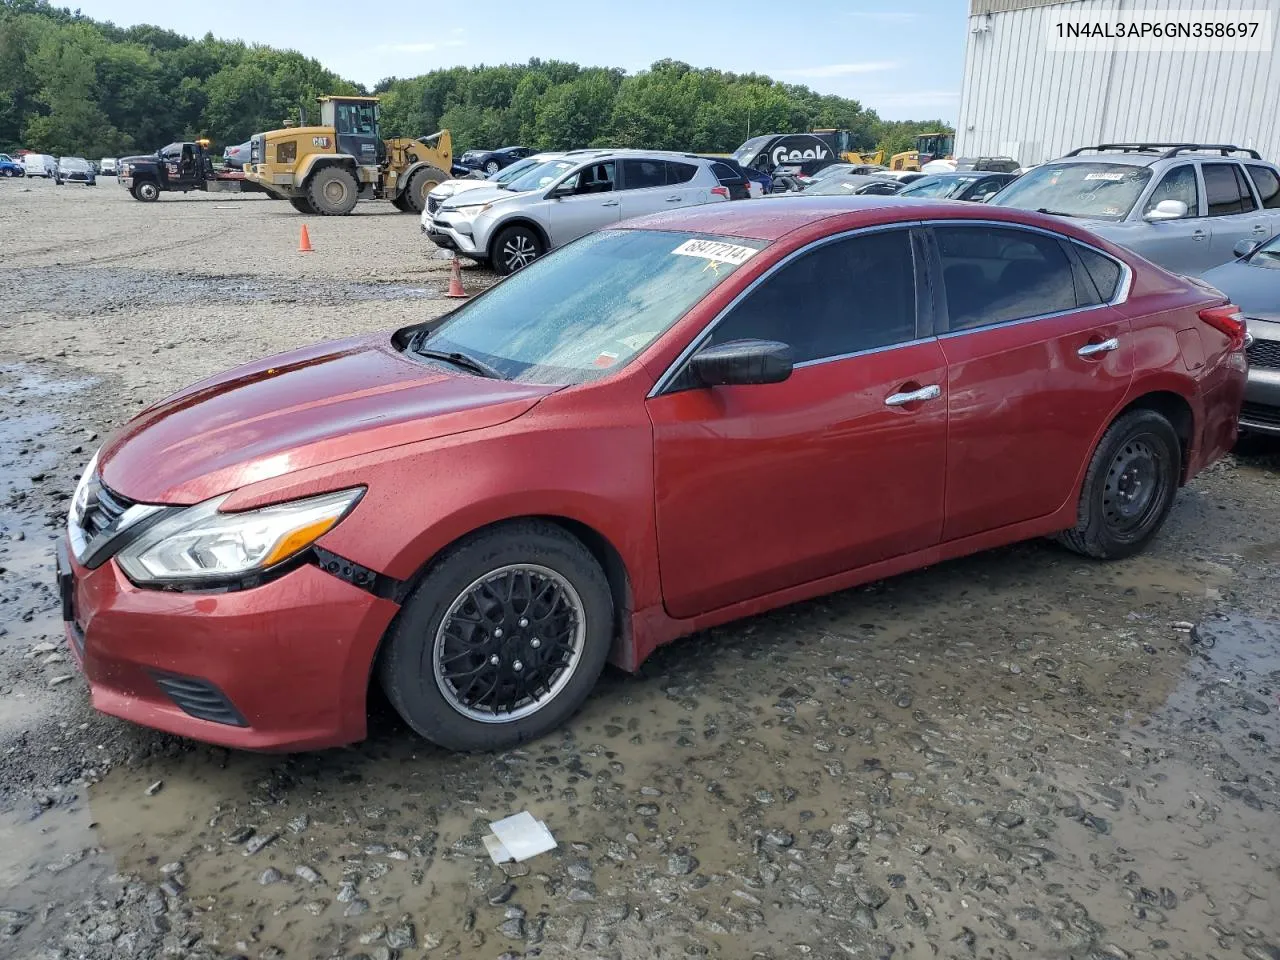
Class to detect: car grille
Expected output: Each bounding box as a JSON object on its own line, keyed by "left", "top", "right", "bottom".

{"left": 1246, "top": 336, "right": 1280, "bottom": 370}
{"left": 427, "top": 196, "right": 440, "bottom": 214}
{"left": 1241, "top": 402, "right": 1280, "bottom": 428}
{"left": 81, "top": 482, "right": 132, "bottom": 538}
{"left": 151, "top": 672, "right": 248, "bottom": 727}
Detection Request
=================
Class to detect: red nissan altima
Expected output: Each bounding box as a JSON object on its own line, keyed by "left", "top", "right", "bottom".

{"left": 58, "top": 198, "right": 1247, "bottom": 752}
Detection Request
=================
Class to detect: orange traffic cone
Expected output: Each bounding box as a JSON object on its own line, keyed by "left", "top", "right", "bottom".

{"left": 298, "top": 224, "right": 313, "bottom": 253}
{"left": 445, "top": 256, "right": 468, "bottom": 298}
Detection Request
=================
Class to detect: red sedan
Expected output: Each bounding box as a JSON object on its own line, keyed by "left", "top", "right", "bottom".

{"left": 57, "top": 198, "right": 1247, "bottom": 752}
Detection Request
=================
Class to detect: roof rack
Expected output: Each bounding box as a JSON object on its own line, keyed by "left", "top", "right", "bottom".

{"left": 1065, "top": 143, "right": 1263, "bottom": 160}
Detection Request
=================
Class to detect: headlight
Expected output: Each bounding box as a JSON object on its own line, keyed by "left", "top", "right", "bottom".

{"left": 68, "top": 450, "right": 99, "bottom": 531}
{"left": 446, "top": 202, "right": 492, "bottom": 219}
{"left": 116, "top": 487, "right": 364, "bottom": 586}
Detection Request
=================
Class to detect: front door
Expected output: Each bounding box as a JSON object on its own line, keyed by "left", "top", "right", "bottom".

{"left": 1203, "top": 161, "right": 1271, "bottom": 267}
{"left": 648, "top": 227, "right": 948, "bottom": 619}
{"left": 929, "top": 224, "right": 1133, "bottom": 541}
{"left": 548, "top": 161, "right": 619, "bottom": 247}
{"left": 1134, "top": 163, "right": 1208, "bottom": 275}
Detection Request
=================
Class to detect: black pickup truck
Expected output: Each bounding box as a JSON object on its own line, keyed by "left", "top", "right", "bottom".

{"left": 119, "top": 139, "right": 266, "bottom": 201}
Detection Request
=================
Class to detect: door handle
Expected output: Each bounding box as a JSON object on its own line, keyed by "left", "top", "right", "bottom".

{"left": 884, "top": 384, "right": 941, "bottom": 407}
{"left": 1077, "top": 337, "right": 1120, "bottom": 358}
{"left": 1192, "top": 229, "right": 1207, "bottom": 241}
{"left": 601, "top": 199, "right": 619, "bottom": 207}
{"left": 665, "top": 195, "right": 682, "bottom": 202}
{"left": 1254, "top": 224, "right": 1269, "bottom": 234}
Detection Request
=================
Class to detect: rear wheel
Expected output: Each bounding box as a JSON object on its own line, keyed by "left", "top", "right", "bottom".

{"left": 306, "top": 167, "right": 359, "bottom": 215}
{"left": 378, "top": 521, "right": 613, "bottom": 752}
{"left": 1056, "top": 409, "right": 1181, "bottom": 560}
{"left": 406, "top": 166, "right": 448, "bottom": 213}
{"left": 484, "top": 160, "right": 501, "bottom": 175}
{"left": 491, "top": 225, "right": 544, "bottom": 276}
{"left": 133, "top": 180, "right": 159, "bottom": 202}
{"left": 390, "top": 192, "right": 413, "bottom": 212}
{"left": 289, "top": 197, "right": 316, "bottom": 214}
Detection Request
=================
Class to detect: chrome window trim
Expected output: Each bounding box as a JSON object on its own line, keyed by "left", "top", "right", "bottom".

{"left": 927, "top": 219, "right": 1133, "bottom": 339}
{"left": 794, "top": 336, "right": 936, "bottom": 369}
{"left": 646, "top": 221, "right": 926, "bottom": 398}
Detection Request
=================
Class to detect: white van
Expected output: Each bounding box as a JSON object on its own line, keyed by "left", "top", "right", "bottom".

{"left": 23, "top": 153, "right": 58, "bottom": 178}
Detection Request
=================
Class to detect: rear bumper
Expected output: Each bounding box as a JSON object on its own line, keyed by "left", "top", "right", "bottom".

{"left": 60, "top": 536, "right": 400, "bottom": 751}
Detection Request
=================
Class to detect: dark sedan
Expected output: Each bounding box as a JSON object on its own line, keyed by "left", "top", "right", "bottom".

{"left": 899, "top": 171, "right": 1019, "bottom": 203}
{"left": 1201, "top": 236, "right": 1280, "bottom": 436}
{"left": 458, "top": 146, "right": 534, "bottom": 175}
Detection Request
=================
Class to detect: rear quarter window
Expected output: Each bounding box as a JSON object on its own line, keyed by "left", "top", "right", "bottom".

{"left": 1073, "top": 245, "right": 1123, "bottom": 302}
{"left": 1246, "top": 164, "right": 1280, "bottom": 209}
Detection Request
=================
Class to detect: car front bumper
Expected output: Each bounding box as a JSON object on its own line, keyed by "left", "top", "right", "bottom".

{"left": 58, "top": 536, "right": 400, "bottom": 751}
{"left": 424, "top": 216, "right": 484, "bottom": 258}
{"left": 1241, "top": 320, "right": 1280, "bottom": 435}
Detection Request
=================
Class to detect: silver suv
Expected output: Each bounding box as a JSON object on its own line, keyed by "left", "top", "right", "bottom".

{"left": 425, "top": 150, "right": 732, "bottom": 274}
{"left": 990, "top": 143, "right": 1280, "bottom": 275}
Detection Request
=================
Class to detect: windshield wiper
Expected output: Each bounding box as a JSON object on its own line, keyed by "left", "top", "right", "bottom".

{"left": 1035, "top": 207, "right": 1077, "bottom": 217}
{"left": 414, "top": 346, "right": 506, "bottom": 380}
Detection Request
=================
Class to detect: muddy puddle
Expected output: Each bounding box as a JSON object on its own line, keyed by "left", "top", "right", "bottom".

{"left": 5, "top": 537, "right": 1276, "bottom": 959}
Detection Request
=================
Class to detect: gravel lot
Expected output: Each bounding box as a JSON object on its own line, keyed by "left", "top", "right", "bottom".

{"left": 1, "top": 177, "right": 1279, "bottom": 960}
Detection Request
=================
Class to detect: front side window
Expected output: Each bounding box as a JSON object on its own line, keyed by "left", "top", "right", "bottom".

{"left": 1143, "top": 164, "right": 1200, "bottom": 218}
{"left": 935, "top": 226, "right": 1077, "bottom": 331}
{"left": 1202, "top": 163, "right": 1257, "bottom": 216}
{"left": 962, "top": 176, "right": 1008, "bottom": 202}
{"left": 562, "top": 161, "right": 615, "bottom": 195}
{"left": 418, "top": 230, "right": 766, "bottom": 385}
{"left": 621, "top": 158, "right": 664, "bottom": 190}
{"left": 1246, "top": 165, "right": 1280, "bottom": 209}
{"left": 990, "top": 162, "right": 1152, "bottom": 221}
{"left": 706, "top": 229, "right": 917, "bottom": 363}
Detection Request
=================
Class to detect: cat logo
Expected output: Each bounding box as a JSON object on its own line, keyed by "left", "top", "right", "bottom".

{"left": 312, "top": 136, "right": 331, "bottom": 148}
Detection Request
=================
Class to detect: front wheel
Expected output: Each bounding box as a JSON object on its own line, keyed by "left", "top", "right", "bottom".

{"left": 378, "top": 521, "right": 613, "bottom": 752}
{"left": 491, "top": 224, "right": 544, "bottom": 276}
{"left": 133, "top": 180, "right": 160, "bottom": 202}
{"left": 1056, "top": 409, "right": 1181, "bottom": 560}
{"left": 484, "top": 160, "right": 501, "bottom": 175}
{"left": 306, "top": 166, "right": 359, "bottom": 215}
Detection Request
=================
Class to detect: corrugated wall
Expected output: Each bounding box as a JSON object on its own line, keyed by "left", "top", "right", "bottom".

{"left": 956, "top": 0, "right": 1280, "bottom": 165}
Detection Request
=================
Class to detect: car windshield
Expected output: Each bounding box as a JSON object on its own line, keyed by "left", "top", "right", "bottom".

{"left": 1249, "top": 233, "right": 1280, "bottom": 266}
{"left": 731, "top": 136, "right": 771, "bottom": 165}
{"left": 503, "top": 159, "right": 577, "bottom": 192}
{"left": 415, "top": 229, "right": 767, "bottom": 385}
{"left": 900, "top": 175, "right": 971, "bottom": 199}
{"left": 990, "top": 162, "right": 1153, "bottom": 221}
{"left": 801, "top": 176, "right": 874, "bottom": 196}
{"left": 807, "top": 163, "right": 854, "bottom": 184}
{"left": 60, "top": 158, "right": 89, "bottom": 171}
{"left": 490, "top": 156, "right": 540, "bottom": 183}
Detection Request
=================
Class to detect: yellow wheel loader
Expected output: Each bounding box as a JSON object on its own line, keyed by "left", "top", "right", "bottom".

{"left": 889, "top": 132, "right": 955, "bottom": 172}
{"left": 243, "top": 96, "right": 452, "bottom": 215}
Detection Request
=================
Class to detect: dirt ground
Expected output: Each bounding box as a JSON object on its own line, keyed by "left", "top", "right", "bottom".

{"left": 1, "top": 177, "right": 1279, "bottom": 960}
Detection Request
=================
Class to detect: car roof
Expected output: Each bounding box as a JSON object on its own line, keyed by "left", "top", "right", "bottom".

{"left": 1044, "top": 153, "right": 1162, "bottom": 168}
{"left": 620, "top": 195, "right": 1114, "bottom": 244}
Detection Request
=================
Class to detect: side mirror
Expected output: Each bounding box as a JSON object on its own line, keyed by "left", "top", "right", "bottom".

{"left": 1144, "top": 199, "right": 1188, "bottom": 222}
{"left": 550, "top": 182, "right": 577, "bottom": 199}
{"left": 1234, "top": 238, "right": 1262, "bottom": 259}
{"left": 689, "top": 339, "right": 793, "bottom": 387}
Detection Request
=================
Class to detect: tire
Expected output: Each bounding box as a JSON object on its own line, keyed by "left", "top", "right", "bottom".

{"left": 289, "top": 196, "right": 316, "bottom": 214}
{"left": 306, "top": 166, "right": 359, "bottom": 215}
{"left": 1056, "top": 409, "right": 1181, "bottom": 560}
{"left": 378, "top": 521, "right": 613, "bottom": 752}
{"left": 134, "top": 180, "right": 160, "bottom": 202}
{"left": 484, "top": 160, "right": 501, "bottom": 175}
{"left": 390, "top": 192, "right": 413, "bottom": 212}
{"left": 405, "top": 165, "right": 448, "bottom": 213}
{"left": 491, "top": 224, "right": 544, "bottom": 276}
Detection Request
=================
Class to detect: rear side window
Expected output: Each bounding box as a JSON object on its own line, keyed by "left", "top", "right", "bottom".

{"left": 1246, "top": 165, "right": 1280, "bottom": 209}
{"left": 1143, "top": 164, "right": 1199, "bottom": 218}
{"left": 1073, "top": 245, "right": 1123, "bottom": 302}
{"left": 935, "top": 226, "right": 1077, "bottom": 331}
{"left": 1202, "top": 163, "right": 1257, "bottom": 216}
{"left": 665, "top": 161, "right": 699, "bottom": 185}
{"left": 707, "top": 229, "right": 916, "bottom": 363}
{"left": 621, "top": 158, "right": 665, "bottom": 190}
{"left": 709, "top": 161, "right": 741, "bottom": 183}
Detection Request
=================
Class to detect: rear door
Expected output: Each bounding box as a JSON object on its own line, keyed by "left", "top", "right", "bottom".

{"left": 1202, "top": 161, "right": 1270, "bottom": 267}
{"left": 666, "top": 159, "right": 712, "bottom": 205}
{"left": 648, "top": 227, "right": 948, "bottom": 618}
{"left": 1133, "top": 163, "right": 1208, "bottom": 273}
{"left": 930, "top": 223, "right": 1133, "bottom": 541}
{"left": 547, "top": 160, "right": 619, "bottom": 244}
{"left": 617, "top": 158, "right": 673, "bottom": 220}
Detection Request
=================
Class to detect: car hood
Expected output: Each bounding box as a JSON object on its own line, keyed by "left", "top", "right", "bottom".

{"left": 429, "top": 179, "right": 492, "bottom": 200}
{"left": 439, "top": 186, "right": 525, "bottom": 211}
{"left": 1199, "top": 258, "right": 1280, "bottom": 317}
{"left": 99, "top": 334, "right": 556, "bottom": 504}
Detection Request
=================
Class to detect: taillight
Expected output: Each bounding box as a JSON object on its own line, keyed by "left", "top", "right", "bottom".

{"left": 1198, "top": 303, "right": 1248, "bottom": 350}
{"left": 711, "top": 186, "right": 729, "bottom": 199}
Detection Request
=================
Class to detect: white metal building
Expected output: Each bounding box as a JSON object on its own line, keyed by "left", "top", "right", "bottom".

{"left": 956, "top": 0, "right": 1280, "bottom": 166}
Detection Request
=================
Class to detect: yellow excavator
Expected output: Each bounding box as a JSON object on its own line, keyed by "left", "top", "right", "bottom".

{"left": 889, "top": 132, "right": 955, "bottom": 172}
{"left": 843, "top": 149, "right": 884, "bottom": 165}
{"left": 243, "top": 96, "right": 452, "bottom": 215}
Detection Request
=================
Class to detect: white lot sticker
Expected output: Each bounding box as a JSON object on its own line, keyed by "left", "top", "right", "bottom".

{"left": 619, "top": 333, "right": 655, "bottom": 350}
{"left": 672, "top": 238, "right": 758, "bottom": 266}
{"left": 1084, "top": 172, "right": 1127, "bottom": 181}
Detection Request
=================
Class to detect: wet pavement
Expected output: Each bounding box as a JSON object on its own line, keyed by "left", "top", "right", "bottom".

{"left": 1, "top": 182, "right": 1279, "bottom": 960}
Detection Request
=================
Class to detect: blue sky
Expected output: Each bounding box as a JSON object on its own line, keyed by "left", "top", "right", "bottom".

{"left": 74, "top": 0, "right": 967, "bottom": 121}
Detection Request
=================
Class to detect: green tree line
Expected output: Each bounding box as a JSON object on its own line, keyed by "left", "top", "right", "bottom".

{"left": 0, "top": 0, "right": 951, "bottom": 159}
